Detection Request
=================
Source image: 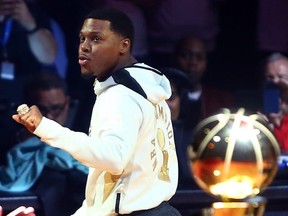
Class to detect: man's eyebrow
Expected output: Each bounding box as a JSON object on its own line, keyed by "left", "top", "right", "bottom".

{"left": 79, "top": 31, "right": 105, "bottom": 38}
{"left": 80, "top": 30, "right": 102, "bottom": 34}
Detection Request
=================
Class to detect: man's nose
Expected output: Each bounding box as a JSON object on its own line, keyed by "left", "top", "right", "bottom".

{"left": 271, "top": 76, "right": 280, "bottom": 84}
{"left": 80, "top": 40, "right": 91, "bottom": 52}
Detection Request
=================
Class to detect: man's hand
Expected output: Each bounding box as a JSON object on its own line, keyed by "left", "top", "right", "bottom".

{"left": 0, "top": 0, "right": 37, "bottom": 31}
{"left": 12, "top": 105, "right": 43, "bottom": 133}
{"left": 268, "top": 112, "right": 283, "bottom": 128}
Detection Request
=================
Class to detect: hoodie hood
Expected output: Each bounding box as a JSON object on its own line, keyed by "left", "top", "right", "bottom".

{"left": 94, "top": 63, "right": 172, "bottom": 104}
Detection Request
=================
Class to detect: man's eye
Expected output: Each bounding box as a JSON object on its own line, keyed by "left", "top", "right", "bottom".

{"left": 266, "top": 75, "right": 273, "bottom": 80}
{"left": 93, "top": 36, "right": 100, "bottom": 41}
{"left": 79, "top": 36, "right": 85, "bottom": 42}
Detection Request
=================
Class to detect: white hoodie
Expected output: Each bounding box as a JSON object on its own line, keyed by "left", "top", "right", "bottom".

{"left": 34, "top": 63, "right": 179, "bottom": 215}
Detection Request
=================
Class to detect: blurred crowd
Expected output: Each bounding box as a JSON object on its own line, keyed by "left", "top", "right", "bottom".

{"left": 1, "top": 0, "right": 288, "bottom": 215}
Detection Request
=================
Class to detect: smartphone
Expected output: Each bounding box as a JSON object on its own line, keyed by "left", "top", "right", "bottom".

{"left": 263, "top": 84, "right": 280, "bottom": 114}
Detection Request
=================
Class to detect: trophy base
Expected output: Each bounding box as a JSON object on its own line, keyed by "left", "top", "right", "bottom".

{"left": 202, "top": 196, "right": 266, "bottom": 216}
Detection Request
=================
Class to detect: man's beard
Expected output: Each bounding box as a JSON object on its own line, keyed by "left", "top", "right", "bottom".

{"left": 188, "top": 72, "right": 202, "bottom": 86}
{"left": 81, "top": 70, "right": 94, "bottom": 79}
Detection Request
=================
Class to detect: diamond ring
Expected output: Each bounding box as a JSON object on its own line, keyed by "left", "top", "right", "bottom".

{"left": 17, "top": 104, "right": 30, "bottom": 116}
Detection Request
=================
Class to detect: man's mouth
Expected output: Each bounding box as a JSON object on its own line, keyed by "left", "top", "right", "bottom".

{"left": 79, "top": 54, "right": 89, "bottom": 65}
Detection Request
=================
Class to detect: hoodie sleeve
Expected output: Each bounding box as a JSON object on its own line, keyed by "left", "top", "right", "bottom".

{"left": 33, "top": 93, "right": 143, "bottom": 174}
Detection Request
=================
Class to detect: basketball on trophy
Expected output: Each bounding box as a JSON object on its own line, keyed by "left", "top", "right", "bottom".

{"left": 187, "top": 108, "right": 280, "bottom": 201}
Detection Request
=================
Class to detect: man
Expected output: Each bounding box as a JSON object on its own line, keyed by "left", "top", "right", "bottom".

{"left": 0, "top": 71, "right": 71, "bottom": 164}
{"left": 1, "top": 72, "right": 87, "bottom": 216}
{"left": 174, "top": 35, "right": 234, "bottom": 129}
{"left": 264, "top": 53, "right": 288, "bottom": 106}
{"left": 12, "top": 7, "right": 180, "bottom": 216}
{"left": 264, "top": 53, "right": 288, "bottom": 153}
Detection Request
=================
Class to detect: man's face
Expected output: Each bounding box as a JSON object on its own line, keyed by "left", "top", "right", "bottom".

{"left": 35, "top": 89, "right": 69, "bottom": 126}
{"left": 78, "top": 18, "right": 124, "bottom": 80}
{"left": 176, "top": 39, "right": 207, "bottom": 86}
{"left": 265, "top": 59, "right": 288, "bottom": 89}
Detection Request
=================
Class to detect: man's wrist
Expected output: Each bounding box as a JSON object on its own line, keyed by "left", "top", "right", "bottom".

{"left": 26, "top": 24, "right": 40, "bottom": 35}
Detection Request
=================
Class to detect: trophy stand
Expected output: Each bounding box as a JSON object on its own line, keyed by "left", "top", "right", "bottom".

{"left": 209, "top": 196, "right": 267, "bottom": 216}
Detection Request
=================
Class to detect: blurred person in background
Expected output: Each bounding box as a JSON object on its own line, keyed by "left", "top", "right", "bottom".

{"left": 263, "top": 53, "right": 288, "bottom": 153}
{"left": 0, "top": 0, "right": 57, "bottom": 103}
{"left": 0, "top": 72, "right": 87, "bottom": 216}
{"left": 173, "top": 35, "right": 234, "bottom": 129}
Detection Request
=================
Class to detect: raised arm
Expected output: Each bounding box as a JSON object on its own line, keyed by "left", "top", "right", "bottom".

{"left": 11, "top": 0, "right": 56, "bottom": 64}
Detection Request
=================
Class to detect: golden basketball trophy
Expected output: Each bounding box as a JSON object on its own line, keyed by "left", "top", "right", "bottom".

{"left": 187, "top": 108, "right": 280, "bottom": 216}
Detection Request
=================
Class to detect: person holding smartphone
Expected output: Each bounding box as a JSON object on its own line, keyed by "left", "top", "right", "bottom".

{"left": 0, "top": 0, "right": 56, "bottom": 103}
{"left": 264, "top": 52, "right": 288, "bottom": 153}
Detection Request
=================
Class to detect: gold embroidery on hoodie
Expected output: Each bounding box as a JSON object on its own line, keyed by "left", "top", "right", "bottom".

{"left": 157, "top": 128, "right": 171, "bottom": 182}
{"left": 103, "top": 172, "right": 121, "bottom": 203}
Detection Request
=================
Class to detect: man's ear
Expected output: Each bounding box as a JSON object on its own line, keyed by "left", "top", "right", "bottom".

{"left": 119, "top": 38, "right": 131, "bottom": 54}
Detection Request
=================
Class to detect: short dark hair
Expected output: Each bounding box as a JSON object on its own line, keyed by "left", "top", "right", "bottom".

{"left": 23, "top": 72, "right": 68, "bottom": 105}
{"left": 84, "top": 7, "right": 134, "bottom": 50}
{"left": 266, "top": 52, "right": 288, "bottom": 63}
{"left": 174, "top": 35, "right": 206, "bottom": 56}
